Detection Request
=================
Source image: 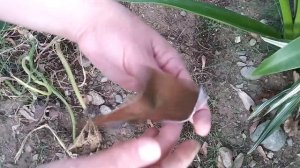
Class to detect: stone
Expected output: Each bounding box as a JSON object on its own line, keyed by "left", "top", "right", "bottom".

{"left": 218, "top": 147, "right": 233, "bottom": 168}
{"left": 249, "top": 160, "right": 256, "bottom": 168}
{"left": 240, "top": 67, "right": 261, "bottom": 80}
{"left": 235, "top": 36, "right": 241, "bottom": 43}
{"left": 287, "top": 138, "right": 293, "bottom": 146}
{"left": 32, "top": 154, "right": 39, "bottom": 161}
{"left": 88, "top": 91, "right": 105, "bottom": 105}
{"left": 180, "top": 11, "right": 187, "bottom": 16}
{"left": 100, "top": 105, "right": 112, "bottom": 115}
{"left": 247, "top": 61, "right": 254, "bottom": 66}
{"left": 25, "top": 145, "right": 32, "bottom": 153}
{"left": 100, "top": 77, "right": 108, "bottom": 83}
{"left": 115, "top": 94, "right": 123, "bottom": 104}
{"left": 235, "top": 83, "right": 244, "bottom": 89}
{"left": 250, "top": 120, "right": 287, "bottom": 151}
{"left": 237, "top": 51, "right": 246, "bottom": 56}
{"left": 239, "top": 56, "right": 247, "bottom": 62}
{"left": 237, "top": 62, "right": 247, "bottom": 67}
{"left": 267, "top": 152, "right": 274, "bottom": 159}
{"left": 249, "top": 39, "right": 257, "bottom": 46}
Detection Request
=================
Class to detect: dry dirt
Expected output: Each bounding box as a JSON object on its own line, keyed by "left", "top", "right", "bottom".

{"left": 1, "top": 0, "right": 300, "bottom": 168}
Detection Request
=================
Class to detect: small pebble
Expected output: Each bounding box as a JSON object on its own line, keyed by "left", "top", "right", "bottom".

{"left": 239, "top": 56, "right": 247, "bottom": 62}
{"left": 247, "top": 61, "right": 254, "bottom": 66}
{"left": 287, "top": 138, "right": 293, "bottom": 146}
{"left": 25, "top": 145, "right": 32, "bottom": 153}
{"left": 235, "top": 36, "right": 241, "bottom": 43}
{"left": 249, "top": 160, "right": 257, "bottom": 168}
{"left": 100, "top": 105, "right": 112, "bottom": 115}
{"left": 100, "top": 77, "right": 108, "bottom": 83}
{"left": 115, "top": 94, "right": 123, "bottom": 104}
{"left": 88, "top": 91, "right": 105, "bottom": 105}
{"left": 249, "top": 39, "right": 257, "bottom": 46}
{"left": 237, "top": 62, "right": 247, "bottom": 67}
{"left": 237, "top": 51, "right": 246, "bottom": 56}
{"left": 180, "top": 11, "right": 187, "bottom": 16}
{"left": 235, "top": 83, "right": 244, "bottom": 89}
{"left": 267, "top": 152, "right": 274, "bottom": 159}
{"left": 240, "top": 67, "right": 261, "bottom": 80}
{"left": 32, "top": 154, "right": 39, "bottom": 161}
{"left": 64, "top": 90, "right": 71, "bottom": 96}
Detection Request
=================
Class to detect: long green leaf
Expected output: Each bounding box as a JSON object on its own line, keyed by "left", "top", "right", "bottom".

{"left": 248, "top": 89, "right": 289, "bottom": 120}
{"left": 279, "top": 0, "right": 294, "bottom": 39}
{"left": 294, "top": 0, "right": 300, "bottom": 37}
{"left": 267, "top": 80, "right": 300, "bottom": 112}
{"left": 253, "top": 37, "right": 300, "bottom": 76}
{"left": 248, "top": 94, "right": 300, "bottom": 154}
{"left": 123, "top": 0, "right": 282, "bottom": 39}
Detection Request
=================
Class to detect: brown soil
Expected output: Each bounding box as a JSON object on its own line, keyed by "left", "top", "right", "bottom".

{"left": 1, "top": 0, "right": 300, "bottom": 168}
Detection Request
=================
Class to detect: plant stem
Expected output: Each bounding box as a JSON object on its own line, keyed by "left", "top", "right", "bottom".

{"left": 280, "top": 0, "right": 294, "bottom": 39}
{"left": 55, "top": 42, "right": 87, "bottom": 110}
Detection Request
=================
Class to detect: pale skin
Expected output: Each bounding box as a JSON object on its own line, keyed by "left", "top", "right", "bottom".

{"left": 0, "top": 0, "right": 212, "bottom": 167}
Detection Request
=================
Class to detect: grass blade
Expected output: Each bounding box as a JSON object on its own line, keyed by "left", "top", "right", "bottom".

{"left": 279, "top": 0, "right": 294, "bottom": 39}
{"left": 0, "top": 21, "right": 7, "bottom": 31}
{"left": 253, "top": 37, "right": 300, "bottom": 76}
{"left": 124, "top": 0, "right": 282, "bottom": 39}
{"left": 248, "top": 94, "right": 300, "bottom": 154}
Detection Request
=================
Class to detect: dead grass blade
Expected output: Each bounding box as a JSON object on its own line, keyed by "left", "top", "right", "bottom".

{"left": 14, "top": 124, "right": 75, "bottom": 163}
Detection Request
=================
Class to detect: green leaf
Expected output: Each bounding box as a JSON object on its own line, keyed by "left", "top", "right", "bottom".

{"left": 267, "top": 80, "right": 300, "bottom": 112}
{"left": 248, "top": 89, "right": 289, "bottom": 120}
{"left": 293, "top": 0, "right": 300, "bottom": 37}
{"left": 123, "top": 0, "right": 282, "bottom": 39}
{"left": 279, "top": 0, "right": 294, "bottom": 39}
{"left": 248, "top": 94, "right": 300, "bottom": 154}
{"left": 0, "top": 21, "right": 7, "bottom": 31}
{"left": 253, "top": 37, "right": 300, "bottom": 76}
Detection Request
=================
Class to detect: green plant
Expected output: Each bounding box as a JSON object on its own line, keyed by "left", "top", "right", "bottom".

{"left": 3, "top": 41, "right": 85, "bottom": 141}
{"left": 124, "top": 0, "right": 300, "bottom": 153}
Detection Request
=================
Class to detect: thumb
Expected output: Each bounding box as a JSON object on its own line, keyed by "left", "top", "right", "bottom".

{"left": 39, "top": 137, "right": 161, "bottom": 168}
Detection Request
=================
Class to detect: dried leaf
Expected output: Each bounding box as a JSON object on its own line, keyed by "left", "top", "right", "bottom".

{"left": 200, "top": 141, "right": 209, "bottom": 157}
{"left": 249, "top": 120, "right": 260, "bottom": 134}
{"left": 68, "top": 120, "right": 102, "bottom": 153}
{"left": 293, "top": 71, "right": 300, "bottom": 82}
{"left": 233, "top": 153, "right": 244, "bottom": 168}
{"left": 93, "top": 69, "right": 199, "bottom": 125}
{"left": 256, "top": 146, "right": 269, "bottom": 161}
{"left": 230, "top": 84, "right": 255, "bottom": 111}
{"left": 284, "top": 117, "right": 299, "bottom": 136}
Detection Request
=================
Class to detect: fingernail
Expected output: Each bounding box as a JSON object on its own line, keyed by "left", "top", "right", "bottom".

{"left": 138, "top": 141, "right": 161, "bottom": 162}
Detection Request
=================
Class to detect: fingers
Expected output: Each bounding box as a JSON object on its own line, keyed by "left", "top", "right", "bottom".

{"left": 154, "top": 123, "right": 183, "bottom": 156}
{"left": 151, "top": 35, "right": 192, "bottom": 83}
{"left": 161, "top": 140, "right": 201, "bottom": 168}
{"left": 40, "top": 137, "right": 161, "bottom": 168}
{"left": 142, "top": 127, "right": 160, "bottom": 137}
{"left": 192, "top": 109, "right": 212, "bottom": 136}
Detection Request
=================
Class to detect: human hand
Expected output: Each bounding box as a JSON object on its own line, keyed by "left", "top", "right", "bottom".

{"left": 39, "top": 124, "right": 200, "bottom": 168}
{"left": 75, "top": 0, "right": 211, "bottom": 136}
